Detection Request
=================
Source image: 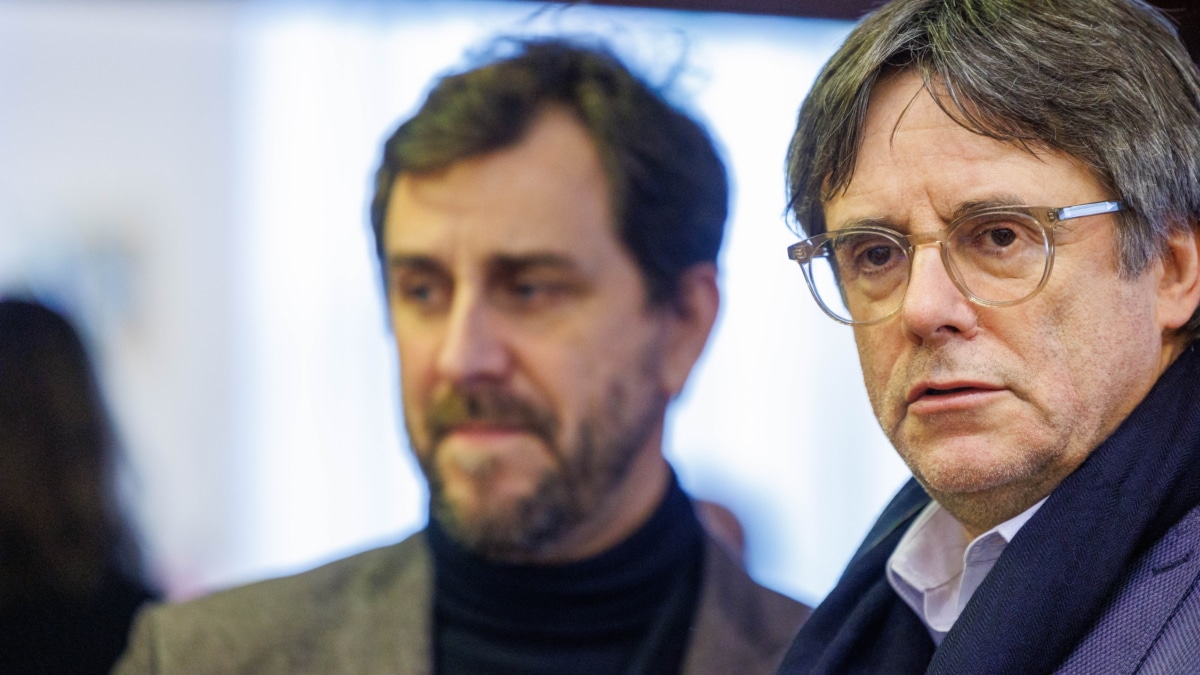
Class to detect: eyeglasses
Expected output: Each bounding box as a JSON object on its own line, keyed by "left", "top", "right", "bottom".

{"left": 786, "top": 200, "right": 1123, "bottom": 325}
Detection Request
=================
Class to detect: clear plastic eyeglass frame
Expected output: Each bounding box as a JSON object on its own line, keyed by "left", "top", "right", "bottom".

{"left": 786, "top": 200, "right": 1124, "bottom": 326}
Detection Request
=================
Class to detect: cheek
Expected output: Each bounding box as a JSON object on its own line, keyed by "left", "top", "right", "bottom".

{"left": 1052, "top": 284, "right": 1160, "bottom": 409}
{"left": 395, "top": 332, "right": 440, "bottom": 419}
{"left": 995, "top": 275, "right": 1160, "bottom": 437}
{"left": 853, "top": 327, "right": 903, "bottom": 416}
{"left": 536, "top": 326, "right": 659, "bottom": 424}
{"left": 532, "top": 340, "right": 613, "bottom": 419}
{"left": 396, "top": 342, "right": 425, "bottom": 391}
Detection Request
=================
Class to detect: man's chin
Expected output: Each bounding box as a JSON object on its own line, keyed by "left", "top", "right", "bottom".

{"left": 438, "top": 489, "right": 529, "bottom": 531}
{"left": 433, "top": 510, "right": 561, "bottom": 561}
{"left": 430, "top": 482, "right": 578, "bottom": 560}
{"left": 900, "top": 438, "right": 1038, "bottom": 497}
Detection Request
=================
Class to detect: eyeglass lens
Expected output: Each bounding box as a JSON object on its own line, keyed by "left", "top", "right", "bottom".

{"left": 807, "top": 211, "right": 1050, "bottom": 324}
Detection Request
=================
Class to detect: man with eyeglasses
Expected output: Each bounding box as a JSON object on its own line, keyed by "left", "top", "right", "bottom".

{"left": 777, "top": 0, "right": 1200, "bottom": 672}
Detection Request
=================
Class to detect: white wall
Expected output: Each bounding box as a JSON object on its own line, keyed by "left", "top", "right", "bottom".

{"left": 0, "top": 0, "right": 910, "bottom": 605}
{"left": 0, "top": 0, "right": 245, "bottom": 598}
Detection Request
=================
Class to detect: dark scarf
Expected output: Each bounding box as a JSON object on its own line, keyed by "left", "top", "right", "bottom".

{"left": 429, "top": 471, "right": 704, "bottom": 675}
{"left": 779, "top": 342, "right": 1200, "bottom": 674}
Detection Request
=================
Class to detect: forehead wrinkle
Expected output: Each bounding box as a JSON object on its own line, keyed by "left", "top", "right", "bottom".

{"left": 887, "top": 79, "right": 928, "bottom": 150}
{"left": 831, "top": 193, "right": 1030, "bottom": 236}
{"left": 949, "top": 194, "right": 1027, "bottom": 221}
{"left": 838, "top": 77, "right": 942, "bottom": 234}
{"left": 834, "top": 215, "right": 903, "bottom": 232}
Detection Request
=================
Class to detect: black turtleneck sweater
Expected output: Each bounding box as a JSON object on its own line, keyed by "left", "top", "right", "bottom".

{"left": 428, "top": 473, "right": 705, "bottom": 675}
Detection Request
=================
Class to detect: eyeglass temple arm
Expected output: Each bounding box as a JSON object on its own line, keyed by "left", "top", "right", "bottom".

{"left": 1055, "top": 201, "right": 1122, "bottom": 222}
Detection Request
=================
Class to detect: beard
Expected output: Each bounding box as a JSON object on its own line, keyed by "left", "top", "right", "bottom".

{"left": 409, "top": 378, "right": 663, "bottom": 561}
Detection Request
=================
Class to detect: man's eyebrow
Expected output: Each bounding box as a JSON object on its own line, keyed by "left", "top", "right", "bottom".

{"left": 387, "top": 255, "right": 443, "bottom": 273}
{"left": 832, "top": 194, "right": 1030, "bottom": 232}
{"left": 949, "top": 194, "right": 1026, "bottom": 221}
{"left": 488, "top": 253, "right": 580, "bottom": 275}
{"left": 386, "top": 253, "right": 584, "bottom": 278}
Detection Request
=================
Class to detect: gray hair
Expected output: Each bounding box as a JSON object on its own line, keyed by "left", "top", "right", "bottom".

{"left": 787, "top": 0, "right": 1200, "bottom": 338}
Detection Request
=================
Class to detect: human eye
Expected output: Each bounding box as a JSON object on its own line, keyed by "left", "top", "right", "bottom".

{"left": 955, "top": 214, "right": 1043, "bottom": 258}
{"left": 391, "top": 269, "right": 451, "bottom": 314}
{"left": 833, "top": 231, "right": 906, "bottom": 280}
{"left": 495, "top": 270, "right": 578, "bottom": 312}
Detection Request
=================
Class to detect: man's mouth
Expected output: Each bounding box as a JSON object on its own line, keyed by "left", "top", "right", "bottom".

{"left": 439, "top": 420, "right": 540, "bottom": 443}
{"left": 905, "top": 381, "right": 1006, "bottom": 415}
{"left": 435, "top": 424, "right": 544, "bottom": 477}
{"left": 923, "top": 386, "right": 975, "bottom": 397}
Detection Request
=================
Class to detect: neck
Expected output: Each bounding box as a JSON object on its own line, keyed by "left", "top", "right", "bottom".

{"left": 428, "top": 471, "right": 704, "bottom": 674}
{"left": 931, "top": 473, "right": 1064, "bottom": 541}
{"left": 530, "top": 447, "right": 671, "bottom": 564}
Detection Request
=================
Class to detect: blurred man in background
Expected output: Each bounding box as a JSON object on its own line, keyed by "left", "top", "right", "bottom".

{"left": 779, "top": 0, "right": 1200, "bottom": 671}
{"left": 117, "top": 36, "right": 808, "bottom": 674}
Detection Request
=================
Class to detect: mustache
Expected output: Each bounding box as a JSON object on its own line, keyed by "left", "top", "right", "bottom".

{"left": 426, "top": 385, "right": 558, "bottom": 448}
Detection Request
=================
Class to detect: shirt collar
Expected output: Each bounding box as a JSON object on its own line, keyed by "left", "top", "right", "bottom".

{"left": 886, "top": 496, "right": 1046, "bottom": 643}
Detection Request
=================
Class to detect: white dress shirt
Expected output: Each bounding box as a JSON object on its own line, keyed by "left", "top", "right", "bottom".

{"left": 886, "top": 497, "right": 1046, "bottom": 644}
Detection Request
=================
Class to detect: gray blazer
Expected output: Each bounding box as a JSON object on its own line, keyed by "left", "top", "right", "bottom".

{"left": 114, "top": 531, "right": 810, "bottom": 674}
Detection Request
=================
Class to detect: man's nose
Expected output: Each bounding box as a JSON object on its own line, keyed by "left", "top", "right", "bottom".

{"left": 436, "top": 291, "right": 512, "bottom": 383}
{"left": 898, "top": 243, "right": 979, "bottom": 342}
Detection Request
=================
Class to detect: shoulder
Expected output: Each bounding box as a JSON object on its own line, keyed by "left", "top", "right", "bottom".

{"left": 1058, "top": 503, "right": 1200, "bottom": 673}
{"left": 682, "top": 534, "right": 812, "bottom": 675}
{"left": 114, "top": 533, "right": 433, "bottom": 675}
{"left": 160, "top": 532, "right": 428, "bottom": 622}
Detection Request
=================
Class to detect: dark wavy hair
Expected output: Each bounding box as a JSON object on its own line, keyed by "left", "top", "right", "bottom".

{"left": 787, "top": 0, "right": 1200, "bottom": 339}
{"left": 0, "top": 299, "right": 145, "bottom": 601}
{"left": 370, "top": 36, "right": 728, "bottom": 307}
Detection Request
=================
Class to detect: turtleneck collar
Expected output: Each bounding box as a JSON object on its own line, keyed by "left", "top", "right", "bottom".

{"left": 429, "top": 469, "right": 704, "bottom": 674}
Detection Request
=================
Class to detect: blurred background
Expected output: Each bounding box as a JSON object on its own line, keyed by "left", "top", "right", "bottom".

{"left": 4, "top": 0, "right": 1194, "bottom": 606}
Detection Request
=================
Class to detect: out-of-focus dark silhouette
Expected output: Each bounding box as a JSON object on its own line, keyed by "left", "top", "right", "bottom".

{"left": 0, "top": 298, "right": 156, "bottom": 674}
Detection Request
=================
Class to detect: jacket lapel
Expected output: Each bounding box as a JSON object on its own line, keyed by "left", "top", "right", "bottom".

{"left": 680, "top": 534, "right": 811, "bottom": 675}
{"left": 776, "top": 479, "right": 933, "bottom": 675}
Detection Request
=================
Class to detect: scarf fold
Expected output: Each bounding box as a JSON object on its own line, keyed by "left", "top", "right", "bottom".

{"left": 779, "top": 343, "right": 1200, "bottom": 674}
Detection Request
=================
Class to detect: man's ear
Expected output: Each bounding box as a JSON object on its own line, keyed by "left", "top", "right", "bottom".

{"left": 660, "top": 263, "right": 720, "bottom": 398}
{"left": 1157, "top": 224, "right": 1200, "bottom": 331}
